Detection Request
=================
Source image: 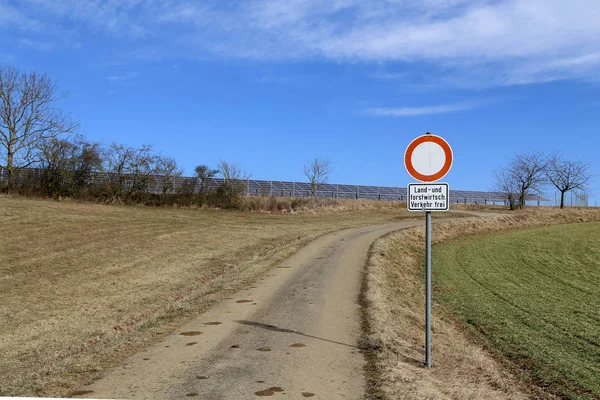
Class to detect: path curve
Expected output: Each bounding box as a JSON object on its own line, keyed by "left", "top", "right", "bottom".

{"left": 76, "top": 221, "right": 426, "bottom": 399}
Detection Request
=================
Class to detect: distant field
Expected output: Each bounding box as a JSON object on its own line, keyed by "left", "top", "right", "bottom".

{"left": 0, "top": 197, "right": 417, "bottom": 397}
{"left": 434, "top": 223, "right": 600, "bottom": 399}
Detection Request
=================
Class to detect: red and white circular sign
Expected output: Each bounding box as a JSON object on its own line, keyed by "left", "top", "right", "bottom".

{"left": 405, "top": 134, "right": 453, "bottom": 182}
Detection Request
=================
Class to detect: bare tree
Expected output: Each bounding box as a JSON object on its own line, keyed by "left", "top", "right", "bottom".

{"left": 493, "top": 168, "right": 520, "bottom": 210}
{"left": 512, "top": 152, "right": 548, "bottom": 208}
{"left": 303, "top": 156, "right": 333, "bottom": 197}
{"left": 217, "top": 160, "right": 250, "bottom": 208}
{"left": 103, "top": 143, "right": 129, "bottom": 200}
{"left": 104, "top": 143, "right": 159, "bottom": 202}
{"left": 69, "top": 137, "right": 103, "bottom": 192}
{"left": 493, "top": 151, "right": 547, "bottom": 210}
{"left": 38, "top": 135, "right": 102, "bottom": 198}
{"left": 546, "top": 153, "right": 592, "bottom": 209}
{"left": 39, "top": 137, "right": 76, "bottom": 197}
{"left": 156, "top": 156, "right": 182, "bottom": 194}
{"left": 0, "top": 66, "right": 78, "bottom": 192}
{"left": 218, "top": 160, "right": 250, "bottom": 184}
{"left": 195, "top": 164, "right": 218, "bottom": 195}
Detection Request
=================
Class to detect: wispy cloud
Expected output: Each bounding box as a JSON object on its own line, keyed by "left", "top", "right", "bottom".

{"left": 106, "top": 72, "right": 140, "bottom": 83}
{"left": 370, "top": 71, "right": 408, "bottom": 81}
{"left": 367, "top": 102, "right": 481, "bottom": 117}
{"left": 252, "top": 73, "right": 307, "bottom": 85}
{"left": 4, "top": 0, "right": 600, "bottom": 86}
{"left": 0, "top": 2, "right": 41, "bottom": 31}
{"left": 19, "top": 38, "right": 54, "bottom": 52}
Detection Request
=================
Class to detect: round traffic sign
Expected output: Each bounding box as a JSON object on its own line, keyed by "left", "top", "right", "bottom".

{"left": 405, "top": 134, "right": 453, "bottom": 182}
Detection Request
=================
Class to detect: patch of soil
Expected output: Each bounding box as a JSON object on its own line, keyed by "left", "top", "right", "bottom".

{"left": 255, "top": 387, "right": 284, "bottom": 396}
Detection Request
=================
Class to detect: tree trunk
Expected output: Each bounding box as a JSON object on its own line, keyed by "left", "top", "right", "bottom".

{"left": 6, "top": 151, "right": 14, "bottom": 193}
{"left": 560, "top": 191, "right": 565, "bottom": 209}
{"left": 519, "top": 187, "right": 526, "bottom": 209}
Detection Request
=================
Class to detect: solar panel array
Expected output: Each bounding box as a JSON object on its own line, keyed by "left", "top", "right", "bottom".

{"left": 0, "top": 167, "right": 550, "bottom": 205}
{"left": 200, "top": 178, "right": 549, "bottom": 204}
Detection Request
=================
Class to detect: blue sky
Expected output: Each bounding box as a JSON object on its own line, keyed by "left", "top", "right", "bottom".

{"left": 1, "top": 0, "right": 599, "bottom": 205}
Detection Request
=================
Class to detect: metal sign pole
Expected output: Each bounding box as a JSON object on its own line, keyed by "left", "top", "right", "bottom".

{"left": 405, "top": 133, "right": 453, "bottom": 369}
{"left": 425, "top": 210, "right": 432, "bottom": 367}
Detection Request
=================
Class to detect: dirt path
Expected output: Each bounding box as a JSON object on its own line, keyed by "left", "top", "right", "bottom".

{"left": 75, "top": 221, "right": 422, "bottom": 400}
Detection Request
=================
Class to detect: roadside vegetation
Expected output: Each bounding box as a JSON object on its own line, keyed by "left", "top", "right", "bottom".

{"left": 363, "top": 207, "right": 600, "bottom": 400}
{"left": 0, "top": 196, "right": 412, "bottom": 397}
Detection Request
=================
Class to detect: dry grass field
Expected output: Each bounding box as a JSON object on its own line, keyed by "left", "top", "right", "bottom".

{"left": 0, "top": 196, "right": 415, "bottom": 397}
{"left": 363, "top": 207, "right": 600, "bottom": 400}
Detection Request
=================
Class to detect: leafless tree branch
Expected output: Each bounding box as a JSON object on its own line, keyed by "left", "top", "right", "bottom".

{"left": 0, "top": 66, "right": 78, "bottom": 191}
{"left": 303, "top": 156, "right": 333, "bottom": 197}
{"left": 546, "top": 153, "right": 592, "bottom": 208}
{"left": 493, "top": 151, "right": 547, "bottom": 210}
{"left": 217, "top": 160, "right": 251, "bottom": 208}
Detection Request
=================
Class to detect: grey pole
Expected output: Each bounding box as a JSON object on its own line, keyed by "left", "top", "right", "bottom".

{"left": 425, "top": 210, "right": 432, "bottom": 367}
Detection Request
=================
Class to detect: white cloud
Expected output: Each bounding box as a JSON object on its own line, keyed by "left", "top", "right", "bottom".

{"left": 4, "top": 0, "right": 600, "bottom": 86}
{"left": 0, "top": 1, "right": 41, "bottom": 31}
{"left": 367, "top": 102, "right": 480, "bottom": 117}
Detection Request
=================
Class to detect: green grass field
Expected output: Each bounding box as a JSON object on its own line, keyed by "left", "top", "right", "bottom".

{"left": 433, "top": 222, "right": 600, "bottom": 399}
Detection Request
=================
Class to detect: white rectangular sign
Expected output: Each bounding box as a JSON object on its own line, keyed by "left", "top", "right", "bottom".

{"left": 408, "top": 183, "right": 449, "bottom": 212}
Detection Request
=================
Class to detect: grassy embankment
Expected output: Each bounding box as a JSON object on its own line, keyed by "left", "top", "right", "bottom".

{"left": 1, "top": 196, "right": 414, "bottom": 397}
{"left": 363, "top": 207, "right": 600, "bottom": 400}
{"left": 434, "top": 223, "right": 600, "bottom": 399}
